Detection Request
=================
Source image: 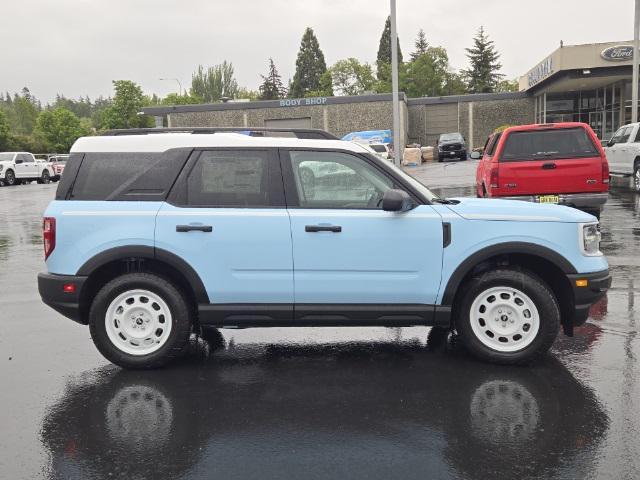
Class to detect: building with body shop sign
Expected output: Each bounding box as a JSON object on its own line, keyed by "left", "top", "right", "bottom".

{"left": 143, "top": 40, "right": 637, "bottom": 151}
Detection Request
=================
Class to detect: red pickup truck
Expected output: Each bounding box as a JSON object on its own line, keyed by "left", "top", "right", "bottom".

{"left": 475, "top": 123, "right": 609, "bottom": 218}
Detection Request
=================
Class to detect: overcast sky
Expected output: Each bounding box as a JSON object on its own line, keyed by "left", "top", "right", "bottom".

{"left": 1, "top": 0, "right": 633, "bottom": 103}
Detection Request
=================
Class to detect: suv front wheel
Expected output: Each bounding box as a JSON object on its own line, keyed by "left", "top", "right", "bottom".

{"left": 89, "top": 273, "right": 192, "bottom": 369}
{"left": 455, "top": 268, "right": 559, "bottom": 365}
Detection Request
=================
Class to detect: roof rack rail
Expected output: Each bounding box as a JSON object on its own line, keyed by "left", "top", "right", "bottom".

{"left": 101, "top": 127, "right": 339, "bottom": 140}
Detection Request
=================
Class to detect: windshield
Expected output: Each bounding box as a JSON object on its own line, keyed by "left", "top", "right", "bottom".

{"left": 0, "top": 153, "right": 15, "bottom": 161}
{"left": 382, "top": 159, "right": 439, "bottom": 202}
{"left": 440, "top": 133, "right": 462, "bottom": 142}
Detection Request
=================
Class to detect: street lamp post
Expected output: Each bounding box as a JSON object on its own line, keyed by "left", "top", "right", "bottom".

{"left": 633, "top": 0, "right": 639, "bottom": 123}
{"left": 159, "top": 78, "right": 183, "bottom": 96}
{"left": 390, "top": 0, "right": 401, "bottom": 166}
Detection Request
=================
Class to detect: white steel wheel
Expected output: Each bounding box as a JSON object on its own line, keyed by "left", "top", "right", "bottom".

{"left": 634, "top": 166, "right": 640, "bottom": 192}
{"left": 469, "top": 286, "right": 540, "bottom": 353}
{"left": 105, "top": 289, "right": 173, "bottom": 356}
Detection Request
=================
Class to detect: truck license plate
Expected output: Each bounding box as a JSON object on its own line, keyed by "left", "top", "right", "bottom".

{"left": 538, "top": 195, "right": 559, "bottom": 204}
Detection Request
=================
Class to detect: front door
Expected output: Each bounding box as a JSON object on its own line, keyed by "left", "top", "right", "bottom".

{"left": 281, "top": 149, "right": 443, "bottom": 306}
{"left": 14, "top": 154, "right": 35, "bottom": 179}
{"left": 607, "top": 125, "right": 633, "bottom": 175}
{"left": 155, "top": 149, "right": 293, "bottom": 306}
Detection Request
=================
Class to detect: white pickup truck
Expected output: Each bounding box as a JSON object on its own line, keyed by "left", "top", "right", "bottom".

{"left": 605, "top": 123, "right": 640, "bottom": 192}
{"left": 0, "top": 152, "right": 53, "bottom": 186}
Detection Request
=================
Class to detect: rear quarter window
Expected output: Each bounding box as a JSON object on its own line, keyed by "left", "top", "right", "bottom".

{"left": 58, "top": 149, "right": 191, "bottom": 201}
{"left": 500, "top": 128, "right": 598, "bottom": 162}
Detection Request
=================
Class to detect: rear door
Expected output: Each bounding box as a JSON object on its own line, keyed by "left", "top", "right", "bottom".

{"left": 497, "top": 126, "right": 604, "bottom": 196}
{"left": 155, "top": 149, "right": 294, "bottom": 306}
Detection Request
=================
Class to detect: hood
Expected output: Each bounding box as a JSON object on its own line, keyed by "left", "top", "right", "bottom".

{"left": 438, "top": 139, "right": 464, "bottom": 146}
{"left": 445, "top": 197, "right": 596, "bottom": 223}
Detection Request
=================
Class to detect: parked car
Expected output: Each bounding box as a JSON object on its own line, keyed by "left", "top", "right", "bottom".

{"left": 605, "top": 122, "right": 640, "bottom": 192}
{"left": 38, "top": 128, "right": 610, "bottom": 369}
{"left": 368, "top": 143, "right": 391, "bottom": 159}
{"left": 0, "top": 152, "right": 53, "bottom": 186}
{"left": 48, "top": 154, "right": 69, "bottom": 181}
{"left": 437, "top": 132, "right": 467, "bottom": 162}
{"left": 476, "top": 123, "right": 609, "bottom": 218}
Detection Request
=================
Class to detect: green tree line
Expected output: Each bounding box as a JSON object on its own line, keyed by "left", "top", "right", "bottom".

{"left": 0, "top": 21, "right": 516, "bottom": 153}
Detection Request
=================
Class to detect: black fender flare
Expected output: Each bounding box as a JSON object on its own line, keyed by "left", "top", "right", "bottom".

{"left": 76, "top": 245, "right": 209, "bottom": 303}
{"left": 441, "top": 242, "right": 577, "bottom": 305}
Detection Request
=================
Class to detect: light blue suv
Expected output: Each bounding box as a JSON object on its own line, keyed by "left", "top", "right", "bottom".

{"left": 38, "top": 128, "right": 611, "bottom": 368}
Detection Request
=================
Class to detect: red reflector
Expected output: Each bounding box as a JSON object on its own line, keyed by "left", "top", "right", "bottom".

{"left": 63, "top": 283, "right": 76, "bottom": 293}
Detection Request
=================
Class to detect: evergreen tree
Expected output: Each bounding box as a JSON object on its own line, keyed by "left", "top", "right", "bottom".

{"left": 289, "top": 27, "right": 328, "bottom": 98}
{"left": 259, "top": 59, "right": 286, "bottom": 100}
{"left": 0, "top": 109, "right": 10, "bottom": 150}
{"left": 376, "top": 16, "right": 403, "bottom": 79}
{"left": 411, "top": 29, "right": 429, "bottom": 60}
{"left": 463, "top": 26, "right": 504, "bottom": 93}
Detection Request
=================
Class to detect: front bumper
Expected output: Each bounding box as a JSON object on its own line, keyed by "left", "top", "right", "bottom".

{"left": 496, "top": 192, "right": 608, "bottom": 209}
{"left": 38, "top": 272, "right": 88, "bottom": 324}
{"left": 439, "top": 149, "right": 466, "bottom": 159}
{"left": 567, "top": 269, "right": 611, "bottom": 328}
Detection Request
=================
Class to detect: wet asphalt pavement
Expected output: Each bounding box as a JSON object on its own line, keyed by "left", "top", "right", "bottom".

{"left": 1, "top": 161, "right": 639, "bottom": 480}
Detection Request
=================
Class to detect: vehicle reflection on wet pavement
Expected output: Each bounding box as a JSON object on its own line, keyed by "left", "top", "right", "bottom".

{"left": 1, "top": 164, "right": 639, "bottom": 479}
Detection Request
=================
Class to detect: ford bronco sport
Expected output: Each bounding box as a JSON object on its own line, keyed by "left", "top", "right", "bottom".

{"left": 38, "top": 127, "right": 611, "bottom": 368}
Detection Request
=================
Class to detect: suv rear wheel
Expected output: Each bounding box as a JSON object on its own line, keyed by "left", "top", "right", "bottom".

{"left": 89, "top": 273, "right": 192, "bottom": 369}
{"left": 455, "top": 268, "right": 559, "bottom": 365}
{"left": 634, "top": 163, "right": 640, "bottom": 193}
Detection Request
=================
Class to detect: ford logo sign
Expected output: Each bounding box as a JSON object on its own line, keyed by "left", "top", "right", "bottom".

{"left": 600, "top": 45, "right": 634, "bottom": 62}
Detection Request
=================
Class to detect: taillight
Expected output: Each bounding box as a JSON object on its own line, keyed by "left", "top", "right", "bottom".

{"left": 490, "top": 166, "right": 499, "bottom": 190}
{"left": 602, "top": 160, "right": 610, "bottom": 185}
{"left": 43, "top": 217, "right": 56, "bottom": 260}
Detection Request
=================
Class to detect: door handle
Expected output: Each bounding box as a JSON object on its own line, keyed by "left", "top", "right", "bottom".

{"left": 305, "top": 225, "right": 342, "bottom": 233}
{"left": 542, "top": 162, "right": 556, "bottom": 169}
{"left": 176, "top": 225, "right": 213, "bottom": 233}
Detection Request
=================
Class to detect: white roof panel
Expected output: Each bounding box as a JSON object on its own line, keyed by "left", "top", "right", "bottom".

{"left": 71, "top": 133, "right": 368, "bottom": 154}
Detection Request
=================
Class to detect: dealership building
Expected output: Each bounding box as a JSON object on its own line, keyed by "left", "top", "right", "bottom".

{"left": 143, "top": 40, "right": 636, "bottom": 150}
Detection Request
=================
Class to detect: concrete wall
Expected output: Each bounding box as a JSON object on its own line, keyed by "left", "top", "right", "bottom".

{"left": 168, "top": 100, "right": 409, "bottom": 150}
{"left": 459, "top": 97, "right": 535, "bottom": 149}
{"left": 408, "top": 96, "right": 534, "bottom": 149}
{"left": 156, "top": 93, "right": 532, "bottom": 152}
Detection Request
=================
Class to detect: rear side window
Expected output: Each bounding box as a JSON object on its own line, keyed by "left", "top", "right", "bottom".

{"left": 486, "top": 133, "right": 501, "bottom": 156}
{"left": 62, "top": 150, "right": 190, "bottom": 201}
{"left": 500, "top": 128, "right": 598, "bottom": 162}
{"left": 185, "top": 150, "right": 276, "bottom": 207}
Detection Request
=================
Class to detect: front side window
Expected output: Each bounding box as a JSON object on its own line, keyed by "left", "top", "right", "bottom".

{"left": 19, "top": 153, "right": 33, "bottom": 163}
{"left": 289, "top": 151, "right": 393, "bottom": 209}
{"left": 610, "top": 126, "right": 630, "bottom": 145}
{"left": 186, "top": 150, "right": 273, "bottom": 207}
{"left": 500, "top": 128, "right": 598, "bottom": 161}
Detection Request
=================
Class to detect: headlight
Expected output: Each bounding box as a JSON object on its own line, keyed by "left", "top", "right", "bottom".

{"left": 580, "top": 223, "right": 601, "bottom": 256}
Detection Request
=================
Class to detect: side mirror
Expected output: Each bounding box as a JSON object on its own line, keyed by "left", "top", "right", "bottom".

{"left": 606, "top": 139, "right": 615, "bottom": 148}
{"left": 469, "top": 151, "right": 481, "bottom": 160}
{"left": 382, "top": 189, "right": 414, "bottom": 212}
{"left": 15, "top": 159, "right": 23, "bottom": 164}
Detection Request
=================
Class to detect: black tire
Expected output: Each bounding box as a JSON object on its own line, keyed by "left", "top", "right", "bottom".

{"left": 454, "top": 268, "right": 560, "bottom": 365}
{"left": 634, "top": 163, "right": 640, "bottom": 193}
{"left": 4, "top": 169, "right": 16, "bottom": 186}
{"left": 89, "top": 272, "right": 192, "bottom": 369}
{"left": 38, "top": 169, "right": 51, "bottom": 184}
